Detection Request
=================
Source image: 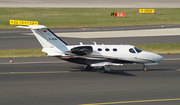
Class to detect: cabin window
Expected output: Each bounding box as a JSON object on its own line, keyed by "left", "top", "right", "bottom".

{"left": 97, "top": 48, "right": 102, "bottom": 51}
{"left": 113, "top": 48, "right": 117, "bottom": 52}
{"left": 105, "top": 48, "right": 110, "bottom": 51}
{"left": 134, "top": 47, "right": 142, "bottom": 53}
{"left": 129, "top": 48, "right": 136, "bottom": 53}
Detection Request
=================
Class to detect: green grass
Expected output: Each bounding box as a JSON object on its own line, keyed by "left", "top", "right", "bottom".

{"left": 0, "top": 8, "right": 179, "bottom": 57}
{"left": 0, "top": 8, "right": 180, "bottom": 29}
{"left": 0, "top": 49, "right": 47, "bottom": 58}
{"left": 136, "top": 43, "right": 180, "bottom": 54}
{"left": 0, "top": 43, "right": 179, "bottom": 58}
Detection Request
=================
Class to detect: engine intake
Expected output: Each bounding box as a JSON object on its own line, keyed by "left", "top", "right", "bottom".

{"left": 71, "top": 46, "right": 93, "bottom": 56}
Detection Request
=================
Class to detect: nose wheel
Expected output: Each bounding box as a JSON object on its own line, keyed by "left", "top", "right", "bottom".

{"left": 143, "top": 66, "right": 148, "bottom": 71}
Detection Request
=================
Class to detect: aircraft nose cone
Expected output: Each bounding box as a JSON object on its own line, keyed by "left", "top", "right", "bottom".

{"left": 154, "top": 54, "right": 164, "bottom": 62}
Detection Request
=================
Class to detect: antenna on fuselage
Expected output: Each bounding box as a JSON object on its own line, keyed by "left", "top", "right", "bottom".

{"left": 80, "top": 42, "right": 83, "bottom": 45}
{"left": 92, "top": 41, "right": 97, "bottom": 45}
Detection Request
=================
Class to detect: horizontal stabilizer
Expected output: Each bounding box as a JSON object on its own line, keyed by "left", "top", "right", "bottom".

{"left": 16, "top": 26, "right": 30, "bottom": 29}
{"left": 17, "top": 25, "right": 47, "bottom": 29}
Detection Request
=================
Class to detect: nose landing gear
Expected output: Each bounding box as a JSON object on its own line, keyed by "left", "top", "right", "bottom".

{"left": 143, "top": 66, "right": 148, "bottom": 71}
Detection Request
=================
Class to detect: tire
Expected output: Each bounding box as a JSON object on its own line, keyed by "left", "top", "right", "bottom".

{"left": 143, "top": 66, "right": 148, "bottom": 72}
{"left": 100, "top": 67, "right": 106, "bottom": 74}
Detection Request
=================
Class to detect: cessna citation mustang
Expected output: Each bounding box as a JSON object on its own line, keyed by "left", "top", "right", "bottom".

{"left": 17, "top": 25, "right": 164, "bottom": 73}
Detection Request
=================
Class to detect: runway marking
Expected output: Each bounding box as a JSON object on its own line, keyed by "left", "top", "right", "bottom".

{"left": 164, "top": 58, "right": 180, "bottom": 61}
{"left": 0, "top": 71, "right": 71, "bottom": 75}
{"left": 0, "top": 36, "right": 33, "bottom": 39}
{"left": 16, "top": 1, "right": 44, "bottom": 3}
{"left": 80, "top": 98, "right": 180, "bottom": 105}
{"left": 0, "top": 61, "right": 67, "bottom": 65}
{"left": 56, "top": 28, "right": 180, "bottom": 38}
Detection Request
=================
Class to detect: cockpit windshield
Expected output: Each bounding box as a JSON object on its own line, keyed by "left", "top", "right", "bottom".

{"left": 129, "top": 48, "right": 136, "bottom": 53}
{"left": 134, "top": 47, "right": 142, "bottom": 53}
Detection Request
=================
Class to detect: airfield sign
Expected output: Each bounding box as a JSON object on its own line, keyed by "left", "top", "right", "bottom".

{"left": 139, "top": 9, "right": 154, "bottom": 13}
{"left": 10, "top": 20, "right": 39, "bottom": 26}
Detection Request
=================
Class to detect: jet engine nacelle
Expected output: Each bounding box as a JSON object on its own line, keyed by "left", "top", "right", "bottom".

{"left": 70, "top": 46, "right": 93, "bottom": 56}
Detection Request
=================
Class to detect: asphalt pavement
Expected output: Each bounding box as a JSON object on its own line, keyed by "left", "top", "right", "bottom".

{"left": 0, "top": 55, "right": 180, "bottom": 105}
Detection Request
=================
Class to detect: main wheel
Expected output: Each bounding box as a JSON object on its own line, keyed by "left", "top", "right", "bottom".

{"left": 143, "top": 66, "right": 148, "bottom": 72}
{"left": 100, "top": 67, "right": 106, "bottom": 74}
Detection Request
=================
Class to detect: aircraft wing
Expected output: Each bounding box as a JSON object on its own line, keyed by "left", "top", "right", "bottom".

{"left": 91, "top": 62, "right": 123, "bottom": 67}
{"left": 90, "top": 62, "right": 123, "bottom": 71}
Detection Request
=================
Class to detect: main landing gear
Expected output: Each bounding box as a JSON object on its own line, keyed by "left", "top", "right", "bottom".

{"left": 100, "top": 67, "right": 106, "bottom": 74}
{"left": 85, "top": 65, "right": 93, "bottom": 71}
{"left": 85, "top": 65, "right": 107, "bottom": 74}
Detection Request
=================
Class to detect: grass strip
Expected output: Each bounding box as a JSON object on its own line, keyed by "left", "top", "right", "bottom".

{"left": 0, "top": 49, "right": 47, "bottom": 58}
{"left": 0, "top": 43, "right": 179, "bottom": 58}
{"left": 1, "top": 8, "right": 180, "bottom": 29}
{"left": 136, "top": 43, "right": 180, "bottom": 54}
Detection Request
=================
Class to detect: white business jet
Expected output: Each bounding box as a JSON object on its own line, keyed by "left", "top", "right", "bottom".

{"left": 17, "top": 25, "right": 164, "bottom": 73}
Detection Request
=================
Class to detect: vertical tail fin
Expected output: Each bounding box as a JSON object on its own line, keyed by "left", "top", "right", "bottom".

{"left": 17, "top": 25, "right": 69, "bottom": 56}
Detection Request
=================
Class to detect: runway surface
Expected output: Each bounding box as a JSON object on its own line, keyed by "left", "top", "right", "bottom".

{"left": 1, "top": 1, "right": 180, "bottom": 104}
{"left": 0, "top": 25, "right": 180, "bottom": 105}
{"left": 0, "top": 55, "right": 180, "bottom": 105}
{"left": 0, "top": 0, "right": 180, "bottom": 8}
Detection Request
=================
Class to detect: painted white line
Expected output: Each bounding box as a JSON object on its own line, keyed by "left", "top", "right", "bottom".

{"left": 164, "top": 58, "right": 180, "bottom": 61}
{"left": 0, "top": 71, "right": 71, "bottom": 75}
{"left": 22, "top": 33, "right": 34, "bottom": 35}
{"left": 0, "top": 61, "right": 67, "bottom": 65}
{"left": 56, "top": 28, "right": 180, "bottom": 38}
{"left": 4, "top": 0, "right": 44, "bottom": 2}
{"left": 80, "top": 98, "right": 180, "bottom": 105}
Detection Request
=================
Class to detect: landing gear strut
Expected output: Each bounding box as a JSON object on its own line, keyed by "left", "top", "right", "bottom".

{"left": 85, "top": 65, "right": 92, "bottom": 71}
{"left": 143, "top": 66, "right": 148, "bottom": 72}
